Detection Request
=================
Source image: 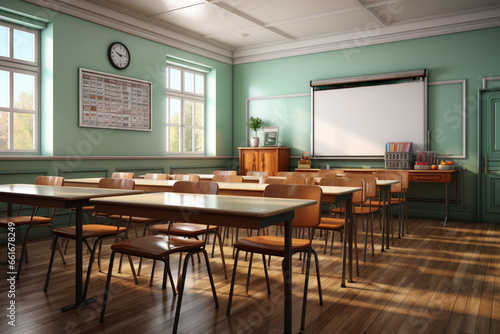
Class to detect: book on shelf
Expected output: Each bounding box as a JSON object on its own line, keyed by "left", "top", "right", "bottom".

{"left": 386, "top": 142, "right": 412, "bottom": 152}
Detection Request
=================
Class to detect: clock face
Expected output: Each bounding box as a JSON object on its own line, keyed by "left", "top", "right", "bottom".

{"left": 108, "top": 42, "right": 130, "bottom": 69}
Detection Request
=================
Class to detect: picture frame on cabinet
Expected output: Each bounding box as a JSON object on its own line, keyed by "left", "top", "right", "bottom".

{"left": 263, "top": 126, "right": 279, "bottom": 147}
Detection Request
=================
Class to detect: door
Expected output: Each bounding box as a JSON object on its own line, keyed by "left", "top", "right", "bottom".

{"left": 480, "top": 89, "right": 500, "bottom": 222}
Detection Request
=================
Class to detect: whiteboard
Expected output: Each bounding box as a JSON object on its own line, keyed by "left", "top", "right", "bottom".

{"left": 312, "top": 81, "right": 426, "bottom": 157}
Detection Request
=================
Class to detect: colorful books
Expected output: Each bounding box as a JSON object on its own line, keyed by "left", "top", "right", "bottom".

{"left": 386, "top": 142, "right": 412, "bottom": 152}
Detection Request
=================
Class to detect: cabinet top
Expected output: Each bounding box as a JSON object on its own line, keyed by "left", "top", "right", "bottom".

{"left": 238, "top": 147, "right": 290, "bottom": 150}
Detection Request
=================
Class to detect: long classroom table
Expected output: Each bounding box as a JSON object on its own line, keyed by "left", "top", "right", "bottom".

{"left": 0, "top": 184, "right": 142, "bottom": 311}
{"left": 65, "top": 178, "right": 362, "bottom": 286}
{"left": 91, "top": 191, "right": 315, "bottom": 333}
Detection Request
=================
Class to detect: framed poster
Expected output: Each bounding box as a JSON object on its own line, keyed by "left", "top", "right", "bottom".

{"left": 79, "top": 68, "right": 152, "bottom": 131}
{"left": 263, "top": 126, "right": 279, "bottom": 146}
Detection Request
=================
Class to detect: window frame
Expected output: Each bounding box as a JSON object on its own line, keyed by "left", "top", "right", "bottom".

{"left": 166, "top": 65, "right": 205, "bottom": 155}
{"left": 0, "top": 20, "right": 40, "bottom": 154}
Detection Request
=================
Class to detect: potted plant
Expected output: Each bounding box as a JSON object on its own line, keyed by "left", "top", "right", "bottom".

{"left": 248, "top": 116, "right": 264, "bottom": 147}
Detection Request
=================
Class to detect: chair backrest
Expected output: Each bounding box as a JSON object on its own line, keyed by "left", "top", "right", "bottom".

{"left": 264, "top": 184, "right": 322, "bottom": 228}
{"left": 284, "top": 175, "right": 315, "bottom": 185}
{"left": 373, "top": 172, "right": 402, "bottom": 192}
{"left": 98, "top": 178, "right": 135, "bottom": 190}
{"left": 172, "top": 181, "right": 218, "bottom": 195}
{"left": 246, "top": 171, "right": 268, "bottom": 177}
{"left": 317, "top": 169, "right": 343, "bottom": 176}
{"left": 212, "top": 175, "right": 243, "bottom": 183}
{"left": 35, "top": 176, "right": 64, "bottom": 186}
{"left": 172, "top": 174, "right": 200, "bottom": 181}
{"left": 213, "top": 170, "right": 237, "bottom": 176}
{"left": 111, "top": 172, "right": 135, "bottom": 179}
{"left": 260, "top": 177, "right": 285, "bottom": 184}
{"left": 276, "top": 171, "right": 297, "bottom": 177}
{"left": 376, "top": 170, "right": 408, "bottom": 191}
{"left": 332, "top": 177, "right": 365, "bottom": 204}
{"left": 343, "top": 174, "right": 377, "bottom": 199}
{"left": 144, "top": 173, "right": 169, "bottom": 180}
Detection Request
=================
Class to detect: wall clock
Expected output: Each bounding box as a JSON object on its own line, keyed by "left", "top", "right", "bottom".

{"left": 108, "top": 42, "right": 130, "bottom": 69}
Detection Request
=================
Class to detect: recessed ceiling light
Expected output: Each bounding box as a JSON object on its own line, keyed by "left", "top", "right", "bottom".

{"left": 236, "top": 33, "right": 249, "bottom": 39}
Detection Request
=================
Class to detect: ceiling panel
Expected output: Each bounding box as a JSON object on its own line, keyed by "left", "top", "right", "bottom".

{"left": 275, "top": 11, "right": 374, "bottom": 39}
{"left": 208, "top": 28, "right": 286, "bottom": 48}
{"left": 217, "top": 0, "right": 358, "bottom": 23}
{"left": 106, "top": 0, "right": 204, "bottom": 17}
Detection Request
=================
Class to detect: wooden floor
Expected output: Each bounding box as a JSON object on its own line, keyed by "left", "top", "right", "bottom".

{"left": 1, "top": 218, "right": 500, "bottom": 334}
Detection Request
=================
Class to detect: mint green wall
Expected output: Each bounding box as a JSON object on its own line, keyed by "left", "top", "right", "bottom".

{"left": 233, "top": 27, "right": 500, "bottom": 221}
{"left": 1, "top": 0, "right": 233, "bottom": 157}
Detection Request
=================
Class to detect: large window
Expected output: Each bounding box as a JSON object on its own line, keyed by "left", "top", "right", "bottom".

{"left": 0, "top": 21, "right": 39, "bottom": 152}
{"left": 166, "top": 65, "right": 205, "bottom": 154}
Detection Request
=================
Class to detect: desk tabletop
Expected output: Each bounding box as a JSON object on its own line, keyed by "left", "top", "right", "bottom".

{"left": 91, "top": 192, "right": 316, "bottom": 218}
{"left": 0, "top": 184, "right": 142, "bottom": 201}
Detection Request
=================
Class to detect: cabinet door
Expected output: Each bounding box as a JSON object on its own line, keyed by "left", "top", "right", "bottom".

{"left": 241, "top": 150, "right": 259, "bottom": 175}
{"left": 260, "top": 150, "right": 277, "bottom": 175}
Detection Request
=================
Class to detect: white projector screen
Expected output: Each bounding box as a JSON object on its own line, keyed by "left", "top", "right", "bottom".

{"left": 312, "top": 81, "right": 426, "bottom": 157}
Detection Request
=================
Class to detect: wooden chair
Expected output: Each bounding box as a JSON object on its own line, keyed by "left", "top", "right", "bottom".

{"left": 285, "top": 175, "right": 315, "bottom": 185}
{"left": 0, "top": 176, "right": 65, "bottom": 280}
{"left": 246, "top": 171, "right": 268, "bottom": 177}
{"left": 212, "top": 174, "right": 243, "bottom": 183}
{"left": 259, "top": 176, "right": 285, "bottom": 184}
{"left": 111, "top": 172, "right": 135, "bottom": 179}
{"left": 227, "top": 184, "right": 323, "bottom": 331}
{"left": 149, "top": 181, "right": 227, "bottom": 281}
{"left": 143, "top": 173, "right": 168, "bottom": 180}
{"left": 213, "top": 170, "right": 237, "bottom": 176}
{"left": 276, "top": 171, "right": 297, "bottom": 177}
{"left": 99, "top": 182, "right": 219, "bottom": 334}
{"left": 376, "top": 170, "right": 409, "bottom": 236}
{"left": 44, "top": 178, "right": 137, "bottom": 299}
{"left": 172, "top": 174, "right": 200, "bottom": 181}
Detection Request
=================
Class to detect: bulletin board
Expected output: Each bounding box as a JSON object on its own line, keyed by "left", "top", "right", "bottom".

{"left": 79, "top": 68, "right": 152, "bottom": 131}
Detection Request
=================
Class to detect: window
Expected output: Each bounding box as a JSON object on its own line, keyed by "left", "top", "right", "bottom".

{"left": 166, "top": 65, "right": 205, "bottom": 154}
{"left": 0, "top": 21, "right": 39, "bottom": 152}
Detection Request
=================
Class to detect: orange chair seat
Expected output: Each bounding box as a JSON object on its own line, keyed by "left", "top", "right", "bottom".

{"left": 315, "top": 217, "right": 344, "bottom": 231}
{"left": 151, "top": 223, "right": 217, "bottom": 236}
{"left": 111, "top": 235, "right": 205, "bottom": 259}
{"left": 234, "top": 235, "right": 310, "bottom": 256}
{"left": 53, "top": 225, "right": 127, "bottom": 239}
{"left": 354, "top": 206, "right": 379, "bottom": 215}
{"left": 0, "top": 216, "right": 52, "bottom": 227}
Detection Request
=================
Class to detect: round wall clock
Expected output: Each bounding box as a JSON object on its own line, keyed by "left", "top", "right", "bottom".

{"left": 108, "top": 42, "right": 130, "bottom": 69}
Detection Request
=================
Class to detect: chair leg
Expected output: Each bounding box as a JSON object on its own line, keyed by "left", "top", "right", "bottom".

{"left": 174, "top": 250, "right": 218, "bottom": 334}
{"left": 300, "top": 249, "right": 312, "bottom": 331}
{"left": 162, "top": 256, "right": 176, "bottom": 295}
{"left": 226, "top": 248, "right": 240, "bottom": 316}
{"left": 262, "top": 254, "right": 271, "bottom": 294}
{"left": 245, "top": 252, "right": 254, "bottom": 294}
{"left": 99, "top": 251, "right": 116, "bottom": 323}
{"left": 212, "top": 231, "right": 228, "bottom": 279}
{"left": 44, "top": 235, "right": 59, "bottom": 292}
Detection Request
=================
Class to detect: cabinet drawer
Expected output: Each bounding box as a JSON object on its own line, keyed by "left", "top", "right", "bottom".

{"left": 409, "top": 172, "right": 453, "bottom": 183}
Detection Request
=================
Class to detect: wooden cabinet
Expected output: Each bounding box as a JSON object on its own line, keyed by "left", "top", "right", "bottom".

{"left": 239, "top": 147, "right": 290, "bottom": 176}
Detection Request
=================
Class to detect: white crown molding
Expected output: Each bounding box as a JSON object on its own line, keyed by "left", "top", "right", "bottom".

{"left": 23, "top": 1, "right": 500, "bottom": 65}
{"left": 25, "top": 0, "right": 234, "bottom": 64}
{"left": 232, "top": 7, "right": 500, "bottom": 64}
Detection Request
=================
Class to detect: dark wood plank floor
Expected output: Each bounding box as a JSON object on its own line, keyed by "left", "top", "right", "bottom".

{"left": 1, "top": 218, "right": 499, "bottom": 334}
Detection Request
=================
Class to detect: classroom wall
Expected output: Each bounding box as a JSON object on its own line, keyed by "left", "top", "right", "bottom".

{"left": 233, "top": 27, "right": 500, "bottom": 221}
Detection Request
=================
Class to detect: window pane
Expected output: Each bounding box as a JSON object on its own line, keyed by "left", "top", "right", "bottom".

{"left": 194, "top": 102, "right": 203, "bottom": 126}
{"left": 0, "top": 70, "right": 9, "bottom": 108}
{"left": 0, "top": 26, "right": 9, "bottom": 58}
{"left": 13, "top": 29, "right": 35, "bottom": 62}
{"left": 13, "top": 113, "right": 34, "bottom": 150}
{"left": 169, "top": 126, "right": 180, "bottom": 152}
{"left": 168, "top": 98, "right": 181, "bottom": 124}
{"left": 169, "top": 68, "right": 181, "bottom": 90}
{"left": 195, "top": 74, "right": 204, "bottom": 95}
{"left": 184, "top": 101, "right": 193, "bottom": 125}
{"left": 0, "top": 111, "right": 9, "bottom": 149}
{"left": 184, "top": 72, "right": 194, "bottom": 93}
{"left": 184, "top": 127, "right": 193, "bottom": 152}
{"left": 195, "top": 129, "right": 203, "bottom": 152}
{"left": 14, "top": 72, "right": 35, "bottom": 110}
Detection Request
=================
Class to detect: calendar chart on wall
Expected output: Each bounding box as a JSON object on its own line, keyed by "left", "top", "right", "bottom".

{"left": 79, "top": 68, "right": 152, "bottom": 131}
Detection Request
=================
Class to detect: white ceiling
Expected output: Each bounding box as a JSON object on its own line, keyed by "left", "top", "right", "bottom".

{"left": 29, "top": 0, "right": 500, "bottom": 64}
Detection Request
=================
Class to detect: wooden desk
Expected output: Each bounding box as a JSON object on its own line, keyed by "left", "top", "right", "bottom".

{"left": 66, "top": 178, "right": 362, "bottom": 285}
{"left": 0, "top": 184, "right": 142, "bottom": 311}
{"left": 91, "top": 192, "right": 315, "bottom": 334}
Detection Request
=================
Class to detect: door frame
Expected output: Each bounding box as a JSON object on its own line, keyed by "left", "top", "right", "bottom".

{"left": 477, "top": 87, "right": 500, "bottom": 222}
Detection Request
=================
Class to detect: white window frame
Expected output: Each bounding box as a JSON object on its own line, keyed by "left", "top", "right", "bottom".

{"left": 166, "top": 65, "right": 205, "bottom": 155}
{"left": 0, "top": 20, "right": 40, "bottom": 153}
